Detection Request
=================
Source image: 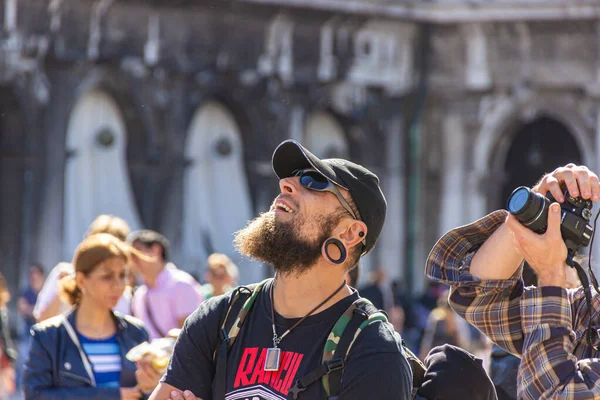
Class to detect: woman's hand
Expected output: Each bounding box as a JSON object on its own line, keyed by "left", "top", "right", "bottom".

{"left": 136, "top": 361, "right": 163, "bottom": 392}
{"left": 120, "top": 386, "right": 142, "bottom": 400}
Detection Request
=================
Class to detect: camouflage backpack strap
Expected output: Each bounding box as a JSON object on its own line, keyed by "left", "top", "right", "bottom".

{"left": 324, "top": 297, "right": 425, "bottom": 399}
{"left": 324, "top": 298, "right": 425, "bottom": 399}
{"left": 219, "top": 278, "right": 271, "bottom": 350}
{"left": 287, "top": 297, "right": 386, "bottom": 400}
{"left": 213, "top": 278, "right": 271, "bottom": 400}
{"left": 322, "top": 297, "right": 387, "bottom": 397}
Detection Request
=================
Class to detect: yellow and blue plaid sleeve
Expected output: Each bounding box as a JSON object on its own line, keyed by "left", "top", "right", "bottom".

{"left": 425, "top": 208, "right": 600, "bottom": 399}
{"left": 425, "top": 209, "right": 525, "bottom": 355}
{"left": 519, "top": 287, "right": 600, "bottom": 399}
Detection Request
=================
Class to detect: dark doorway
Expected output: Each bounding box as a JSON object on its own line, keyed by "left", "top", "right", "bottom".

{"left": 499, "top": 116, "right": 582, "bottom": 209}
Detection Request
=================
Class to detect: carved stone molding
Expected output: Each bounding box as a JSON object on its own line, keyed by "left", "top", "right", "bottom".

{"left": 347, "top": 20, "right": 416, "bottom": 96}
{"left": 257, "top": 14, "right": 294, "bottom": 87}
{"left": 462, "top": 23, "right": 491, "bottom": 91}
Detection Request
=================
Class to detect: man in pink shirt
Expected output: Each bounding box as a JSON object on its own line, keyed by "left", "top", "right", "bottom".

{"left": 128, "top": 230, "right": 204, "bottom": 340}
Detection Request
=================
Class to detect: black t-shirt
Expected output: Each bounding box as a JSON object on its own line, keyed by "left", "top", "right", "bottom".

{"left": 163, "top": 280, "right": 412, "bottom": 400}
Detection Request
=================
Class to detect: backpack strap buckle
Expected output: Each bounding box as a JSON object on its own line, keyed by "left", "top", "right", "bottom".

{"left": 289, "top": 380, "right": 307, "bottom": 399}
{"left": 289, "top": 359, "right": 345, "bottom": 399}
{"left": 325, "top": 358, "right": 344, "bottom": 373}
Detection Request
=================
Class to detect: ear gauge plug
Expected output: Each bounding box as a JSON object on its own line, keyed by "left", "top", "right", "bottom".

{"left": 358, "top": 232, "right": 365, "bottom": 237}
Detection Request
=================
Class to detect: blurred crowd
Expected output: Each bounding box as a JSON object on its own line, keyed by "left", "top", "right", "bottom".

{"left": 0, "top": 213, "right": 503, "bottom": 399}
{"left": 346, "top": 267, "right": 492, "bottom": 364}
{"left": 0, "top": 215, "right": 241, "bottom": 399}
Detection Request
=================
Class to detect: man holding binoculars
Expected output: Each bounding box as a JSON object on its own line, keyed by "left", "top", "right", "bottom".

{"left": 426, "top": 163, "right": 600, "bottom": 399}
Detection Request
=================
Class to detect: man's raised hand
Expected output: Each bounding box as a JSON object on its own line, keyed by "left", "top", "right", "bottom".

{"left": 533, "top": 164, "right": 600, "bottom": 203}
{"left": 506, "top": 202, "right": 568, "bottom": 287}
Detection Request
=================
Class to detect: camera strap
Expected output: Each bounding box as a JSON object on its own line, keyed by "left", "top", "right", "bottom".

{"left": 568, "top": 257, "right": 600, "bottom": 350}
{"left": 567, "top": 255, "right": 598, "bottom": 350}
{"left": 569, "top": 210, "right": 600, "bottom": 350}
{"left": 588, "top": 261, "right": 600, "bottom": 292}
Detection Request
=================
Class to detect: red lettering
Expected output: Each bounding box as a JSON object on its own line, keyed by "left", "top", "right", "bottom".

{"left": 282, "top": 353, "right": 304, "bottom": 395}
{"left": 248, "top": 348, "right": 267, "bottom": 385}
{"left": 260, "top": 368, "right": 272, "bottom": 385}
{"left": 276, "top": 352, "right": 297, "bottom": 393}
{"left": 271, "top": 351, "right": 293, "bottom": 391}
{"left": 234, "top": 348, "right": 305, "bottom": 396}
{"left": 280, "top": 352, "right": 298, "bottom": 391}
{"left": 234, "top": 347, "right": 259, "bottom": 387}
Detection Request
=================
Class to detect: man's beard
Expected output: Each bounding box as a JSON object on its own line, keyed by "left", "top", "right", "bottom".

{"left": 233, "top": 211, "right": 343, "bottom": 276}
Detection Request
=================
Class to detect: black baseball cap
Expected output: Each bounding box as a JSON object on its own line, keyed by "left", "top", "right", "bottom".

{"left": 417, "top": 344, "right": 498, "bottom": 400}
{"left": 271, "top": 139, "right": 387, "bottom": 255}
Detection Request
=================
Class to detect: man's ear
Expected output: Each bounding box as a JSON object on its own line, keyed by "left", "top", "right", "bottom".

{"left": 151, "top": 243, "right": 163, "bottom": 258}
{"left": 339, "top": 220, "right": 368, "bottom": 250}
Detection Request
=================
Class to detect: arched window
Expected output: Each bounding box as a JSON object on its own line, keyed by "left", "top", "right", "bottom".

{"left": 64, "top": 90, "right": 142, "bottom": 258}
{"left": 500, "top": 116, "right": 582, "bottom": 209}
{"left": 182, "top": 102, "right": 256, "bottom": 282}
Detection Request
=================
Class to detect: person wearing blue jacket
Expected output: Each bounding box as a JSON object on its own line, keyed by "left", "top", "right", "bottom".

{"left": 23, "top": 233, "right": 154, "bottom": 399}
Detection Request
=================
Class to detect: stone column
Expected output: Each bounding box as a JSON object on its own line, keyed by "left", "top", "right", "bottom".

{"left": 439, "top": 114, "right": 467, "bottom": 236}
{"left": 34, "top": 72, "right": 72, "bottom": 269}
{"left": 378, "top": 116, "right": 405, "bottom": 284}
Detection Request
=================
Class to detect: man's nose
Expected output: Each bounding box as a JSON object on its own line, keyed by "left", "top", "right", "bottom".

{"left": 279, "top": 177, "right": 298, "bottom": 194}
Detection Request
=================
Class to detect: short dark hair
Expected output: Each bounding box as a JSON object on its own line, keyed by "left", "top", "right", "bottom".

{"left": 127, "top": 230, "right": 170, "bottom": 261}
{"left": 29, "top": 263, "right": 45, "bottom": 276}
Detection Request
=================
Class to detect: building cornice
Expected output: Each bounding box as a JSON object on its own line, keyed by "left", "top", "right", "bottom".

{"left": 236, "top": 0, "right": 600, "bottom": 22}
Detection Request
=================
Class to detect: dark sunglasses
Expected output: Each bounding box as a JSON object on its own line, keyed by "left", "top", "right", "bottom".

{"left": 293, "top": 169, "right": 359, "bottom": 222}
{"left": 294, "top": 169, "right": 366, "bottom": 248}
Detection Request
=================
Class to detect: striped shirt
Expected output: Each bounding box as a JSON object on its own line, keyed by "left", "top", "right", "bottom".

{"left": 78, "top": 333, "right": 122, "bottom": 388}
{"left": 426, "top": 209, "right": 600, "bottom": 400}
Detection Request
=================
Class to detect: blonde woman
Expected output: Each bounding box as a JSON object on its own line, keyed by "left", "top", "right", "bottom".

{"left": 23, "top": 234, "right": 153, "bottom": 399}
{"left": 201, "top": 253, "right": 238, "bottom": 299}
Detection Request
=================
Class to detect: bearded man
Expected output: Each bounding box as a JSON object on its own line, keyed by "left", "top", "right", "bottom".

{"left": 149, "top": 139, "right": 413, "bottom": 400}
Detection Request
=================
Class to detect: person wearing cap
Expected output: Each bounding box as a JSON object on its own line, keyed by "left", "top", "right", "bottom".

{"left": 23, "top": 234, "right": 152, "bottom": 400}
{"left": 425, "top": 164, "right": 600, "bottom": 399}
{"left": 149, "top": 139, "right": 412, "bottom": 400}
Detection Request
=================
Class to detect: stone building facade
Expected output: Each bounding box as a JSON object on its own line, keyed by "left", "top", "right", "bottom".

{"left": 1, "top": 0, "right": 599, "bottom": 296}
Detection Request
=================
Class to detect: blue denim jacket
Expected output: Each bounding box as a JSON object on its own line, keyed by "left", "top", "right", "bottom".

{"left": 23, "top": 308, "right": 149, "bottom": 399}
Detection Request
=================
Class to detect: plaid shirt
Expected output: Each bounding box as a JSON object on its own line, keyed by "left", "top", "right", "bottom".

{"left": 426, "top": 210, "right": 600, "bottom": 400}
